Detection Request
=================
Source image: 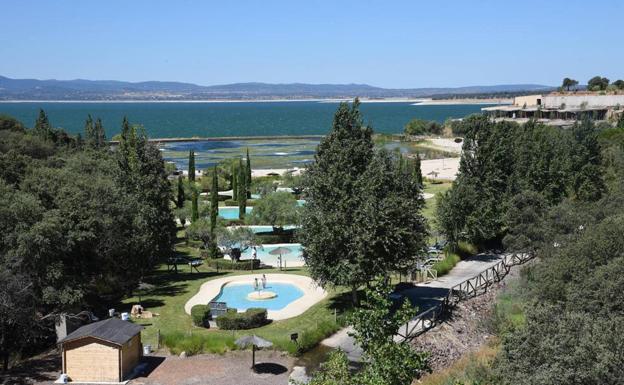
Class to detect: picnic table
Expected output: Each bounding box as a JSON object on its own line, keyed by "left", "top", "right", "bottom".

{"left": 167, "top": 256, "right": 203, "bottom": 273}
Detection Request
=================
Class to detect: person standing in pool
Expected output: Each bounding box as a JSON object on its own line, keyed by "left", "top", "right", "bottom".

{"left": 261, "top": 274, "right": 267, "bottom": 289}
{"left": 254, "top": 277, "right": 259, "bottom": 291}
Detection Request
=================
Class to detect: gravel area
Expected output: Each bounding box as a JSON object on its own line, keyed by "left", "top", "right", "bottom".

{"left": 131, "top": 351, "right": 294, "bottom": 385}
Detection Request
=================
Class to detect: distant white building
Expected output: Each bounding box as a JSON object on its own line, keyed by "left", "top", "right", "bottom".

{"left": 482, "top": 92, "right": 624, "bottom": 126}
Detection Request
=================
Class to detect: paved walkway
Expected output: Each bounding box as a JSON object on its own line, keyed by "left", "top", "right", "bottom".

{"left": 318, "top": 253, "right": 504, "bottom": 361}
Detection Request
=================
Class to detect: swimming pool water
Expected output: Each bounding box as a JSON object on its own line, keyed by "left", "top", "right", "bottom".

{"left": 218, "top": 206, "right": 253, "bottom": 220}
{"left": 213, "top": 282, "right": 304, "bottom": 311}
{"left": 245, "top": 225, "right": 299, "bottom": 233}
{"left": 242, "top": 243, "right": 304, "bottom": 265}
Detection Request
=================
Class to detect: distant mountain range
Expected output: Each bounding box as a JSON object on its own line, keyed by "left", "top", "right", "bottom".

{"left": 0, "top": 75, "right": 554, "bottom": 101}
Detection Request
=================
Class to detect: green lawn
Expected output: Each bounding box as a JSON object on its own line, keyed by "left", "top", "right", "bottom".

{"left": 422, "top": 180, "right": 452, "bottom": 231}
{"left": 121, "top": 242, "right": 349, "bottom": 356}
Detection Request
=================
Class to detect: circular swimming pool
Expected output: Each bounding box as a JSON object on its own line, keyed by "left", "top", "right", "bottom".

{"left": 213, "top": 282, "right": 304, "bottom": 311}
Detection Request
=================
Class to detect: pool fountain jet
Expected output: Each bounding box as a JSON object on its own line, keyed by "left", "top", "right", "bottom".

{"left": 248, "top": 276, "right": 277, "bottom": 300}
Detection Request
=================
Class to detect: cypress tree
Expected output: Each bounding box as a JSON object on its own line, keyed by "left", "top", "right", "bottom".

{"left": 33, "top": 109, "right": 52, "bottom": 140}
{"left": 84, "top": 114, "right": 95, "bottom": 146}
{"left": 210, "top": 166, "right": 219, "bottom": 232}
{"left": 232, "top": 162, "right": 238, "bottom": 201}
{"left": 94, "top": 118, "right": 107, "bottom": 147}
{"left": 238, "top": 159, "right": 247, "bottom": 220}
{"left": 191, "top": 189, "right": 199, "bottom": 222}
{"left": 246, "top": 148, "right": 252, "bottom": 199}
{"left": 188, "top": 150, "right": 196, "bottom": 181}
{"left": 176, "top": 176, "right": 185, "bottom": 208}
{"left": 413, "top": 154, "right": 423, "bottom": 187}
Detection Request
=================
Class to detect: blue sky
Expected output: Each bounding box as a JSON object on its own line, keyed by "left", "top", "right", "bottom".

{"left": 1, "top": 0, "right": 621, "bottom": 88}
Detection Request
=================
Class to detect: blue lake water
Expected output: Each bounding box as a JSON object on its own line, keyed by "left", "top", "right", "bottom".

{"left": 213, "top": 282, "right": 304, "bottom": 311}
{"left": 0, "top": 101, "right": 494, "bottom": 138}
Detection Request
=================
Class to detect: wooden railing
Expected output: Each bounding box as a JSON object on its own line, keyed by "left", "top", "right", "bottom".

{"left": 397, "top": 253, "right": 533, "bottom": 341}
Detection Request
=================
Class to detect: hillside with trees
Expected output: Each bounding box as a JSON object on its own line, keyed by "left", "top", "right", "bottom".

{"left": 0, "top": 112, "right": 175, "bottom": 370}
{"left": 428, "top": 114, "right": 624, "bottom": 385}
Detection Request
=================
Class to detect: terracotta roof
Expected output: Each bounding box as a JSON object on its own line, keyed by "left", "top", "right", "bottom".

{"left": 59, "top": 317, "right": 142, "bottom": 345}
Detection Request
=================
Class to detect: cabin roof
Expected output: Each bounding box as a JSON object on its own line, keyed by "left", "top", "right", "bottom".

{"left": 59, "top": 317, "right": 143, "bottom": 345}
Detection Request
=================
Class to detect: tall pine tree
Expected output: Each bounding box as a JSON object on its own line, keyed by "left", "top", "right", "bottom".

{"left": 232, "top": 162, "right": 238, "bottom": 201}
{"left": 191, "top": 189, "right": 199, "bottom": 222}
{"left": 210, "top": 166, "right": 219, "bottom": 232}
{"left": 246, "top": 148, "right": 252, "bottom": 199}
{"left": 238, "top": 159, "right": 247, "bottom": 219}
{"left": 84, "top": 114, "right": 95, "bottom": 146}
{"left": 33, "top": 109, "right": 53, "bottom": 141}
{"left": 176, "top": 176, "right": 185, "bottom": 208}
{"left": 94, "top": 118, "right": 106, "bottom": 147}
{"left": 300, "top": 100, "right": 427, "bottom": 304}
{"left": 188, "top": 150, "right": 196, "bottom": 181}
{"left": 413, "top": 153, "right": 423, "bottom": 187}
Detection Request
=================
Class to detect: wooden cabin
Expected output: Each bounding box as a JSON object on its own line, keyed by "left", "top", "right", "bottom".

{"left": 59, "top": 317, "right": 143, "bottom": 382}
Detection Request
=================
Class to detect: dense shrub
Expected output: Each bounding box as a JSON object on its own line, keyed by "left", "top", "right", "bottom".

{"left": 224, "top": 199, "right": 254, "bottom": 206}
{"left": 216, "top": 308, "right": 268, "bottom": 330}
{"left": 161, "top": 331, "right": 236, "bottom": 355}
{"left": 456, "top": 241, "right": 478, "bottom": 258}
{"left": 191, "top": 305, "right": 211, "bottom": 327}
{"left": 432, "top": 253, "right": 461, "bottom": 276}
{"left": 207, "top": 258, "right": 260, "bottom": 270}
{"left": 256, "top": 231, "right": 296, "bottom": 244}
{"left": 290, "top": 320, "right": 341, "bottom": 355}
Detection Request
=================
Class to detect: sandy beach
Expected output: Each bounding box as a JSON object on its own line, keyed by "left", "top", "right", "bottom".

{"left": 252, "top": 156, "right": 460, "bottom": 181}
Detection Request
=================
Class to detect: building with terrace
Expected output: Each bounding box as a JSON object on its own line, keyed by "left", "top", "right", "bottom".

{"left": 482, "top": 93, "right": 624, "bottom": 126}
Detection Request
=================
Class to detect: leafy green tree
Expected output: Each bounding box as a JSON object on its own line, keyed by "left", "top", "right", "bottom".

{"left": 306, "top": 350, "right": 353, "bottom": 385}
{"left": 188, "top": 150, "right": 196, "bottom": 182}
{"left": 350, "top": 279, "right": 430, "bottom": 385}
{"left": 614, "top": 79, "right": 624, "bottom": 90}
{"left": 0, "top": 114, "right": 25, "bottom": 132}
{"left": 306, "top": 279, "right": 430, "bottom": 385}
{"left": 587, "top": 75, "right": 610, "bottom": 91}
{"left": 502, "top": 191, "right": 548, "bottom": 256}
{"left": 0, "top": 270, "right": 39, "bottom": 371}
{"left": 214, "top": 226, "right": 257, "bottom": 261}
{"left": 571, "top": 118, "right": 605, "bottom": 201}
{"left": 301, "top": 100, "right": 426, "bottom": 303}
{"left": 561, "top": 77, "right": 578, "bottom": 91}
{"left": 0, "top": 114, "right": 175, "bottom": 366}
{"left": 186, "top": 218, "right": 214, "bottom": 250}
{"left": 250, "top": 192, "right": 299, "bottom": 230}
{"left": 404, "top": 119, "right": 443, "bottom": 136}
